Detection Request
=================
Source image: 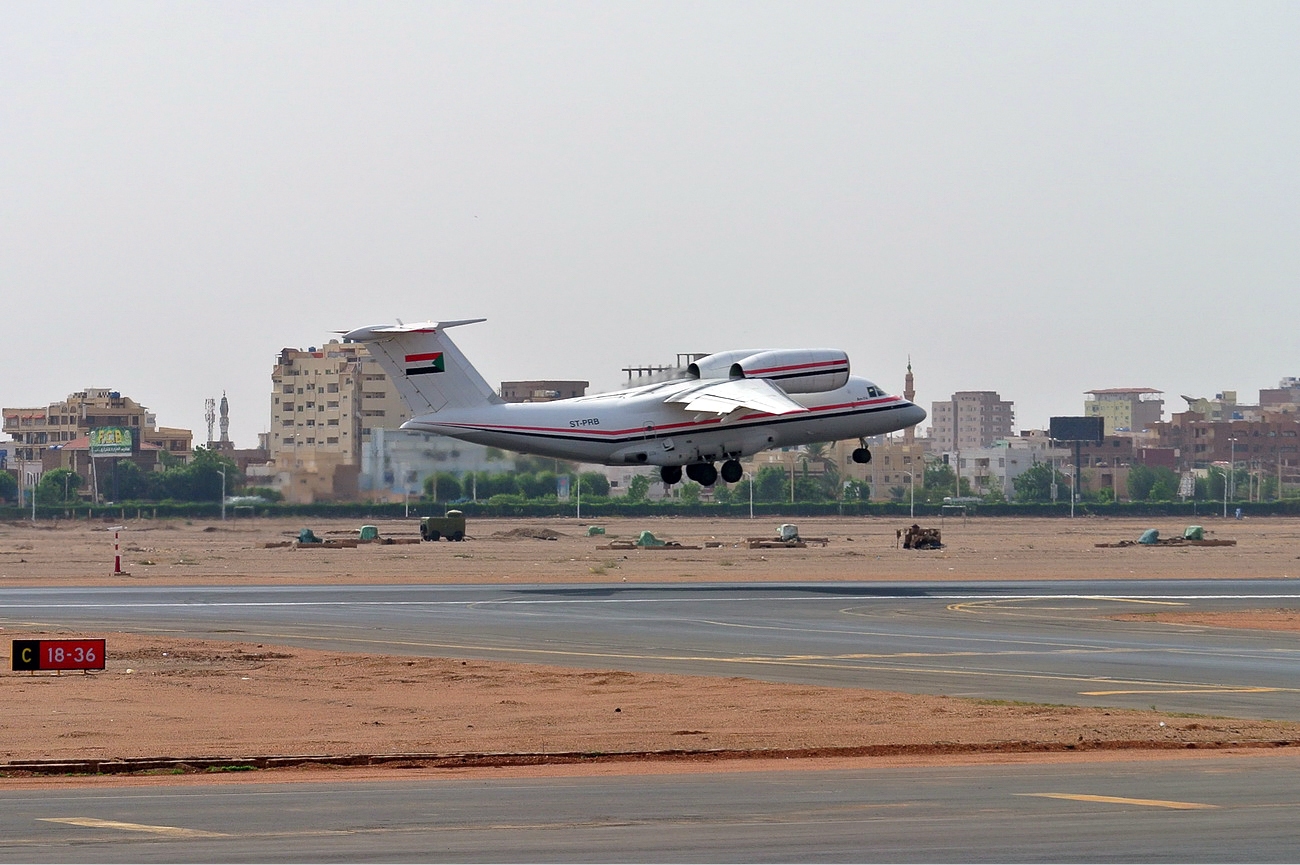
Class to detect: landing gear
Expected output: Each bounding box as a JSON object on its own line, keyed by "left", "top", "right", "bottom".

{"left": 720, "top": 459, "right": 744, "bottom": 484}
{"left": 685, "top": 462, "right": 718, "bottom": 487}
{"left": 660, "top": 465, "right": 683, "bottom": 486}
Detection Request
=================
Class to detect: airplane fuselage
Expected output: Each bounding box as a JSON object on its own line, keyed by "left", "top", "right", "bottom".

{"left": 403, "top": 374, "right": 926, "bottom": 468}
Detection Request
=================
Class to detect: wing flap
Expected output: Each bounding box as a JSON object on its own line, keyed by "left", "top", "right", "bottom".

{"left": 667, "top": 378, "right": 809, "bottom": 418}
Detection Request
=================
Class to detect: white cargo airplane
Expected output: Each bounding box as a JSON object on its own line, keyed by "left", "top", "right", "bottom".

{"left": 343, "top": 319, "right": 926, "bottom": 487}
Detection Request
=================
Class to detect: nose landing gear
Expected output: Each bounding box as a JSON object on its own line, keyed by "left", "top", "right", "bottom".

{"left": 852, "top": 438, "right": 872, "bottom": 464}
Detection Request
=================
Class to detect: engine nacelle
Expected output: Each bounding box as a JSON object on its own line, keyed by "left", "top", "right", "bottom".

{"left": 686, "top": 350, "right": 762, "bottom": 380}
{"left": 729, "top": 349, "right": 850, "bottom": 394}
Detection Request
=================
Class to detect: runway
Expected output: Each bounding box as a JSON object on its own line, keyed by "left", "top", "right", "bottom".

{"left": 3, "top": 579, "right": 1298, "bottom": 719}
{"left": 4, "top": 578, "right": 1300, "bottom": 861}
{"left": 3, "top": 753, "right": 1299, "bottom": 862}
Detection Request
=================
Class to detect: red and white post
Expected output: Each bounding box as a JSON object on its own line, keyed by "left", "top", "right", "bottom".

{"left": 111, "top": 525, "right": 126, "bottom": 575}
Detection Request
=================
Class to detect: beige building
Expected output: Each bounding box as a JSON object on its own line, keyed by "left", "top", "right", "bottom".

{"left": 3, "top": 389, "right": 192, "bottom": 470}
{"left": 269, "top": 339, "right": 416, "bottom": 503}
{"left": 1085, "top": 388, "right": 1164, "bottom": 434}
{"left": 930, "top": 391, "right": 1015, "bottom": 451}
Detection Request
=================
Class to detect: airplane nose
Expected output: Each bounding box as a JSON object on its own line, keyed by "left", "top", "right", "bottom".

{"left": 904, "top": 402, "right": 927, "bottom": 427}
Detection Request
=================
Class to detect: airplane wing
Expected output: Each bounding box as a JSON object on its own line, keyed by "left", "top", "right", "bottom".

{"left": 666, "top": 377, "right": 809, "bottom": 419}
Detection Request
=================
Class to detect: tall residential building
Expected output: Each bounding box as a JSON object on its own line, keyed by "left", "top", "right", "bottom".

{"left": 929, "top": 391, "right": 1015, "bottom": 451}
{"left": 269, "top": 339, "right": 414, "bottom": 503}
{"left": 1085, "top": 388, "right": 1164, "bottom": 434}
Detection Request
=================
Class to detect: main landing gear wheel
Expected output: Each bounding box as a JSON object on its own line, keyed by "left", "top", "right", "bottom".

{"left": 660, "top": 465, "right": 683, "bottom": 485}
{"left": 685, "top": 462, "right": 718, "bottom": 486}
{"left": 852, "top": 447, "right": 872, "bottom": 464}
{"left": 720, "top": 459, "right": 744, "bottom": 484}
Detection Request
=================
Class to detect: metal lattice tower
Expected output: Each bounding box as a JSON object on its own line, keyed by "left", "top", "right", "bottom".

{"left": 204, "top": 398, "right": 216, "bottom": 447}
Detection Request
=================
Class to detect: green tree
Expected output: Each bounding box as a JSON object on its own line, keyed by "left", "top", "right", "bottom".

{"left": 678, "top": 481, "right": 702, "bottom": 503}
{"left": 517, "top": 471, "right": 557, "bottom": 499}
{"left": 96, "top": 459, "right": 151, "bottom": 501}
{"left": 37, "top": 468, "right": 83, "bottom": 504}
{"left": 1127, "top": 464, "right": 1156, "bottom": 501}
{"left": 922, "top": 462, "right": 959, "bottom": 501}
{"left": 1146, "top": 467, "right": 1180, "bottom": 501}
{"left": 981, "top": 485, "right": 1007, "bottom": 504}
{"left": 625, "top": 473, "right": 651, "bottom": 501}
{"left": 423, "top": 472, "right": 462, "bottom": 501}
{"left": 182, "top": 447, "right": 239, "bottom": 502}
{"left": 1012, "top": 463, "right": 1068, "bottom": 503}
{"left": 842, "top": 479, "right": 870, "bottom": 502}
{"left": 0, "top": 471, "right": 17, "bottom": 503}
{"left": 578, "top": 471, "right": 610, "bottom": 497}
{"left": 754, "top": 465, "right": 788, "bottom": 502}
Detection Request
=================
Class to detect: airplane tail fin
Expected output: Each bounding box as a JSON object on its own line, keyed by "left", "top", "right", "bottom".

{"left": 342, "top": 320, "right": 503, "bottom": 414}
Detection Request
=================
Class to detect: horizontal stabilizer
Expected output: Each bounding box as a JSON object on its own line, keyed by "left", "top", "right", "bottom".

{"left": 667, "top": 377, "right": 809, "bottom": 418}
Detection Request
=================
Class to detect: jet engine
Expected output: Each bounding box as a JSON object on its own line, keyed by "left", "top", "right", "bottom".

{"left": 729, "top": 349, "right": 850, "bottom": 394}
{"left": 685, "top": 350, "right": 762, "bottom": 381}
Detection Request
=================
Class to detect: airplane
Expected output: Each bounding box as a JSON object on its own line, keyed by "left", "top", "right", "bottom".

{"left": 342, "top": 319, "right": 927, "bottom": 487}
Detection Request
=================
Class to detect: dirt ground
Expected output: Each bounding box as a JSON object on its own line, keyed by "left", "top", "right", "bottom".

{"left": 2, "top": 514, "right": 1298, "bottom": 782}
{"left": 2, "top": 512, "right": 1299, "bottom": 587}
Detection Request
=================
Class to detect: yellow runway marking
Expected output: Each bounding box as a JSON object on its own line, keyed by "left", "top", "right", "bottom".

{"left": 1020, "top": 793, "right": 1216, "bottom": 810}
{"left": 41, "top": 817, "right": 227, "bottom": 838}
{"left": 949, "top": 596, "right": 1186, "bottom": 614}
{"left": 1080, "top": 687, "right": 1281, "bottom": 696}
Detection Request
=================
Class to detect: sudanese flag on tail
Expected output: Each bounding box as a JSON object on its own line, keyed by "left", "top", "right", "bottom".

{"left": 405, "top": 351, "right": 445, "bottom": 376}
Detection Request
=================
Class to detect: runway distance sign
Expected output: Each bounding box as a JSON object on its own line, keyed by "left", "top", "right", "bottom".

{"left": 11, "top": 639, "right": 106, "bottom": 672}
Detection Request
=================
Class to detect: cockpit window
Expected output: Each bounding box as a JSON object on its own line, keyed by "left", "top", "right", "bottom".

{"left": 866, "top": 386, "right": 882, "bottom": 398}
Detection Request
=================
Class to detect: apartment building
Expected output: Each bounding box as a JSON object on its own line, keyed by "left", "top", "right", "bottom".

{"left": 2, "top": 389, "right": 192, "bottom": 477}
{"left": 1146, "top": 411, "right": 1300, "bottom": 487}
{"left": 929, "top": 391, "right": 1015, "bottom": 451}
{"left": 270, "top": 339, "right": 415, "bottom": 503}
{"left": 1084, "top": 388, "right": 1164, "bottom": 434}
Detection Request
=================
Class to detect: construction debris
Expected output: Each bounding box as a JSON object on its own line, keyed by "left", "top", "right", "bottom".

{"left": 746, "top": 524, "right": 829, "bottom": 549}
{"left": 1096, "top": 526, "right": 1237, "bottom": 548}
{"left": 897, "top": 524, "right": 943, "bottom": 550}
{"left": 597, "top": 530, "right": 700, "bottom": 550}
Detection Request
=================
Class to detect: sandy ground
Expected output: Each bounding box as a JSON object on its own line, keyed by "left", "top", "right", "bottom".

{"left": 2, "top": 514, "right": 1298, "bottom": 782}
{"left": 2, "top": 513, "right": 1299, "bottom": 587}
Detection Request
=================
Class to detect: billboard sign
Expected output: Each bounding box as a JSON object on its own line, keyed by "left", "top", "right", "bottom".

{"left": 89, "top": 427, "right": 133, "bottom": 456}
{"left": 1049, "top": 416, "right": 1104, "bottom": 443}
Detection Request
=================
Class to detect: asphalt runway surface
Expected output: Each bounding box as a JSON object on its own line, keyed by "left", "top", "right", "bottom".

{"left": 5, "top": 579, "right": 1300, "bottom": 862}
{"left": 3, "top": 754, "right": 1299, "bottom": 862}
{"left": 3, "top": 579, "right": 1299, "bottom": 719}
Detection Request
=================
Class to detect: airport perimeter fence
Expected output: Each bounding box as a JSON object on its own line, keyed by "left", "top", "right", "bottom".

{"left": 5, "top": 499, "right": 1300, "bottom": 522}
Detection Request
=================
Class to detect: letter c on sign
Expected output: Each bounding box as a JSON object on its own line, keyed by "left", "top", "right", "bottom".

{"left": 20, "top": 646, "right": 32, "bottom": 664}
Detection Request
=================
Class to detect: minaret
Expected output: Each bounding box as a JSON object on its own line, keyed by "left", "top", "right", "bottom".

{"left": 903, "top": 358, "right": 916, "bottom": 444}
{"left": 218, "top": 391, "right": 231, "bottom": 449}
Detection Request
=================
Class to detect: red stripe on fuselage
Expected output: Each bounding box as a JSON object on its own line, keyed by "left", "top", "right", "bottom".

{"left": 425, "top": 396, "right": 905, "bottom": 439}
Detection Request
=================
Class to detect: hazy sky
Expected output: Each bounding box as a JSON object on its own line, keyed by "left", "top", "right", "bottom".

{"left": 3, "top": 2, "right": 1297, "bottom": 449}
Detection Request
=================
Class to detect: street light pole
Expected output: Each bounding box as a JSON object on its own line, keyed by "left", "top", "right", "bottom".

{"left": 218, "top": 468, "right": 226, "bottom": 521}
{"left": 902, "top": 471, "right": 915, "bottom": 519}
